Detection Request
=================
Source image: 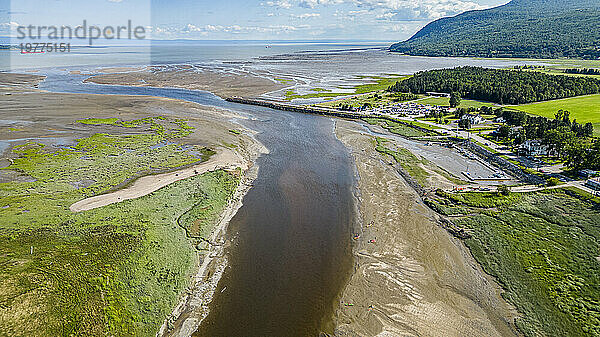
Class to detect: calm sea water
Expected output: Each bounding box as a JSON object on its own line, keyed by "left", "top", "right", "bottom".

{"left": 2, "top": 39, "right": 546, "bottom": 74}
{"left": 1, "top": 40, "right": 392, "bottom": 71}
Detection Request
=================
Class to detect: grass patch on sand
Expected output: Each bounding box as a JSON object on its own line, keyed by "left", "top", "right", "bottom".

{"left": 76, "top": 118, "right": 120, "bottom": 125}
{"left": 375, "top": 137, "right": 430, "bottom": 186}
{"left": 274, "top": 78, "right": 293, "bottom": 84}
{"left": 285, "top": 75, "right": 409, "bottom": 101}
{"left": 364, "top": 118, "right": 435, "bottom": 138}
{"left": 0, "top": 117, "right": 240, "bottom": 336}
{"left": 510, "top": 94, "right": 600, "bottom": 136}
{"left": 374, "top": 137, "right": 465, "bottom": 187}
{"left": 353, "top": 75, "right": 410, "bottom": 94}
{"left": 432, "top": 189, "right": 600, "bottom": 336}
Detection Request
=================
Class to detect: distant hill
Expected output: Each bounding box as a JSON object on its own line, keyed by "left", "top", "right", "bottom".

{"left": 390, "top": 0, "right": 600, "bottom": 59}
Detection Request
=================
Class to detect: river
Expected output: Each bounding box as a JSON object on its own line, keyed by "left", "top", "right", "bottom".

{"left": 39, "top": 73, "right": 357, "bottom": 336}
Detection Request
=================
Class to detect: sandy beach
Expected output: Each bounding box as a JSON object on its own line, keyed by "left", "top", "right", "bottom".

{"left": 333, "top": 119, "right": 518, "bottom": 337}
{"left": 0, "top": 73, "right": 46, "bottom": 87}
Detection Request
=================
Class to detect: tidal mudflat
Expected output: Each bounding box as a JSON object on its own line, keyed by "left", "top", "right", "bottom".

{"left": 333, "top": 120, "right": 518, "bottom": 336}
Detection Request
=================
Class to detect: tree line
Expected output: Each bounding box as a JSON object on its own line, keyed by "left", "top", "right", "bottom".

{"left": 564, "top": 68, "right": 600, "bottom": 75}
{"left": 388, "top": 67, "right": 600, "bottom": 105}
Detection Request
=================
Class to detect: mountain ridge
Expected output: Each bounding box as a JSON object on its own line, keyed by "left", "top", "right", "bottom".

{"left": 390, "top": 0, "right": 600, "bottom": 59}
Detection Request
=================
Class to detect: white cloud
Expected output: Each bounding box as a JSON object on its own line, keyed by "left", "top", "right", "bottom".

{"left": 290, "top": 13, "right": 321, "bottom": 18}
{"left": 108, "top": 0, "right": 123, "bottom": 3}
{"left": 278, "top": 0, "right": 486, "bottom": 21}
{"left": 384, "top": 23, "right": 410, "bottom": 32}
{"left": 180, "top": 23, "right": 309, "bottom": 35}
{"left": 152, "top": 0, "right": 495, "bottom": 39}
{"left": 299, "top": 0, "right": 344, "bottom": 8}
{"left": 0, "top": 21, "right": 20, "bottom": 32}
{"left": 358, "top": 0, "right": 485, "bottom": 20}
{"left": 265, "top": 0, "right": 293, "bottom": 9}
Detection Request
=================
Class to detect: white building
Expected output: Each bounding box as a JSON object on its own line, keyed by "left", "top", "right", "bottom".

{"left": 585, "top": 178, "right": 600, "bottom": 191}
{"left": 461, "top": 114, "right": 484, "bottom": 125}
{"left": 426, "top": 92, "right": 451, "bottom": 98}
{"left": 520, "top": 139, "right": 553, "bottom": 157}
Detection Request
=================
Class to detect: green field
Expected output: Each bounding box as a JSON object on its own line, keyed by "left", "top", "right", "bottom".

{"left": 417, "top": 97, "right": 497, "bottom": 109}
{"left": 0, "top": 117, "right": 240, "bottom": 336}
{"left": 512, "top": 94, "right": 600, "bottom": 136}
{"left": 489, "top": 58, "right": 600, "bottom": 78}
{"left": 429, "top": 189, "right": 600, "bottom": 337}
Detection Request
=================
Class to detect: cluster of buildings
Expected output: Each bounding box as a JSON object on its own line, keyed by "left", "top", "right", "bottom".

{"left": 365, "top": 102, "right": 451, "bottom": 117}
{"left": 518, "top": 139, "right": 555, "bottom": 157}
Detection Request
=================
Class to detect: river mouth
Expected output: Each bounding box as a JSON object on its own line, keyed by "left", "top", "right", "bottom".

{"left": 39, "top": 73, "right": 358, "bottom": 336}
{"left": 193, "top": 107, "right": 357, "bottom": 336}
{"left": 194, "top": 116, "right": 356, "bottom": 336}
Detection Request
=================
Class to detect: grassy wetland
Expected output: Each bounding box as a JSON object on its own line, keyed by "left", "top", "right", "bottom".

{"left": 0, "top": 86, "right": 248, "bottom": 336}
{"left": 428, "top": 189, "right": 600, "bottom": 336}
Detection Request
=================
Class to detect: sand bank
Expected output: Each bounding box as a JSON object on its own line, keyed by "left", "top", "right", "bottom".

{"left": 70, "top": 148, "right": 247, "bottom": 212}
{"left": 333, "top": 119, "right": 518, "bottom": 337}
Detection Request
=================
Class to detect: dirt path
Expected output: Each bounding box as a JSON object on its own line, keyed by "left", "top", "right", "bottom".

{"left": 333, "top": 120, "right": 518, "bottom": 337}
{"left": 70, "top": 148, "right": 247, "bottom": 212}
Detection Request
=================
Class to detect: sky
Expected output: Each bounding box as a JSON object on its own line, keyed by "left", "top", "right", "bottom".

{"left": 1, "top": 0, "right": 509, "bottom": 41}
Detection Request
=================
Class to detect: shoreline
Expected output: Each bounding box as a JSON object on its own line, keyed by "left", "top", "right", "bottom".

{"left": 82, "top": 65, "right": 287, "bottom": 99}
{"left": 159, "top": 132, "right": 268, "bottom": 337}
{"left": 332, "top": 119, "right": 518, "bottom": 336}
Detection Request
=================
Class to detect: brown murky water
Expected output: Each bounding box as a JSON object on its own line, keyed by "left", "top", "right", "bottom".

{"left": 194, "top": 109, "right": 356, "bottom": 336}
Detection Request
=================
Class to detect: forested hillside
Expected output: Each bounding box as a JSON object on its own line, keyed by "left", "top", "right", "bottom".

{"left": 390, "top": 0, "right": 600, "bottom": 59}
{"left": 388, "top": 67, "right": 600, "bottom": 105}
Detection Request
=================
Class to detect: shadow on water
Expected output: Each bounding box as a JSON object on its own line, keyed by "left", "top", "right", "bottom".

{"left": 39, "top": 72, "right": 357, "bottom": 336}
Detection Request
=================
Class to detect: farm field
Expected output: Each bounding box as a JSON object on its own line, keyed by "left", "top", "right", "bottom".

{"left": 512, "top": 94, "right": 600, "bottom": 136}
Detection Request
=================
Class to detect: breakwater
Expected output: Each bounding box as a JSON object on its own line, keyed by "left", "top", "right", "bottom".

{"left": 225, "top": 96, "right": 367, "bottom": 119}
{"left": 224, "top": 96, "right": 437, "bottom": 135}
